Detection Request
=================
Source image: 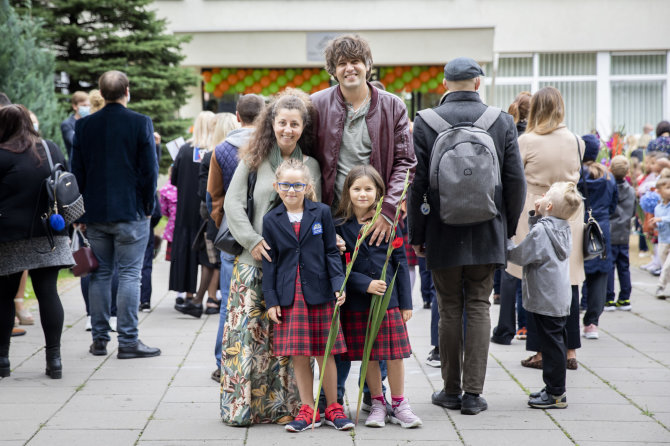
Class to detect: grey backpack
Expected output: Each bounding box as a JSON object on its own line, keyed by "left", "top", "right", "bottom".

{"left": 417, "top": 106, "right": 502, "bottom": 226}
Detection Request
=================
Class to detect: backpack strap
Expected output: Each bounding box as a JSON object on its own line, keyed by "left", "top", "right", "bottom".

{"left": 41, "top": 139, "right": 55, "bottom": 170}
{"left": 417, "top": 109, "right": 452, "bottom": 134}
{"left": 473, "top": 107, "right": 502, "bottom": 131}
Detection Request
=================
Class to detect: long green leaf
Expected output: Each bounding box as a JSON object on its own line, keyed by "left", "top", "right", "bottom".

{"left": 311, "top": 198, "right": 385, "bottom": 428}
{"left": 354, "top": 270, "right": 398, "bottom": 424}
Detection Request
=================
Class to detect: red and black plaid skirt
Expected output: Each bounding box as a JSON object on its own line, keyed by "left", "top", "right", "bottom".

{"left": 340, "top": 307, "right": 411, "bottom": 361}
{"left": 272, "top": 222, "right": 347, "bottom": 357}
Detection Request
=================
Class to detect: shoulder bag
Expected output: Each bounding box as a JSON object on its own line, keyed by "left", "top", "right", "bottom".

{"left": 70, "top": 227, "right": 99, "bottom": 277}
{"left": 214, "top": 170, "right": 257, "bottom": 255}
{"left": 576, "top": 135, "right": 606, "bottom": 260}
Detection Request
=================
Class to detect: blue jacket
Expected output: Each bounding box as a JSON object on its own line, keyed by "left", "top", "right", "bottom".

{"left": 654, "top": 201, "right": 670, "bottom": 244}
{"left": 71, "top": 103, "right": 158, "bottom": 223}
{"left": 262, "top": 199, "right": 345, "bottom": 308}
{"left": 335, "top": 217, "right": 412, "bottom": 312}
{"left": 579, "top": 168, "right": 618, "bottom": 274}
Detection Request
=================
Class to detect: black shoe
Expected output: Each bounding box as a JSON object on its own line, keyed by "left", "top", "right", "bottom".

{"left": 461, "top": 393, "right": 487, "bottom": 415}
{"left": 528, "top": 389, "right": 567, "bottom": 409}
{"left": 204, "top": 297, "right": 220, "bottom": 315}
{"left": 117, "top": 340, "right": 161, "bottom": 359}
{"left": 45, "top": 347, "right": 62, "bottom": 379}
{"left": 174, "top": 301, "right": 203, "bottom": 318}
{"left": 175, "top": 296, "right": 185, "bottom": 305}
{"left": 426, "top": 347, "right": 441, "bottom": 368}
{"left": 423, "top": 301, "right": 431, "bottom": 309}
{"left": 139, "top": 302, "right": 151, "bottom": 313}
{"left": 211, "top": 368, "right": 221, "bottom": 383}
{"left": 490, "top": 334, "right": 512, "bottom": 345}
{"left": 0, "top": 356, "right": 9, "bottom": 378}
{"left": 89, "top": 339, "right": 108, "bottom": 356}
{"left": 431, "top": 390, "right": 462, "bottom": 409}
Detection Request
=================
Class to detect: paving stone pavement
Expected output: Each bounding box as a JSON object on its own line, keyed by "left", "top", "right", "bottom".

{"left": 2, "top": 254, "right": 670, "bottom": 446}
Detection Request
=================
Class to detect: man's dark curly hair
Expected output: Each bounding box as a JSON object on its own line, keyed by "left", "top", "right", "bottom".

{"left": 324, "top": 34, "right": 373, "bottom": 81}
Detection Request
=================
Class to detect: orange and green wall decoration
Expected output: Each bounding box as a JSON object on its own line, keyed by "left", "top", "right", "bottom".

{"left": 201, "top": 65, "right": 446, "bottom": 97}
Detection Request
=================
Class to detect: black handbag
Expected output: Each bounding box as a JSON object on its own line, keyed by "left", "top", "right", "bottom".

{"left": 576, "top": 135, "right": 606, "bottom": 261}
{"left": 214, "top": 170, "right": 257, "bottom": 255}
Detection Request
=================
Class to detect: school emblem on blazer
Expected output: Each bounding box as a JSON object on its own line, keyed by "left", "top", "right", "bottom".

{"left": 312, "top": 222, "right": 323, "bottom": 235}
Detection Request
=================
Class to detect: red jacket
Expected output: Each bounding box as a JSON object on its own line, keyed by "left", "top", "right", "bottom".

{"left": 311, "top": 83, "right": 416, "bottom": 220}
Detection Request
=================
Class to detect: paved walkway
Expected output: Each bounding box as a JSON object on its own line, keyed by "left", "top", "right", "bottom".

{"left": 2, "top": 253, "right": 670, "bottom": 446}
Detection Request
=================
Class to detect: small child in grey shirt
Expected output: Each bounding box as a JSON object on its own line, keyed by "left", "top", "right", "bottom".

{"left": 507, "top": 181, "right": 582, "bottom": 409}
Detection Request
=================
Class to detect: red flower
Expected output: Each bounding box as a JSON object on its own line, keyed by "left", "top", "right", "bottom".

{"left": 345, "top": 252, "right": 352, "bottom": 265}
{"left": 391, "top": 237, "right": 403, "bottom": 249}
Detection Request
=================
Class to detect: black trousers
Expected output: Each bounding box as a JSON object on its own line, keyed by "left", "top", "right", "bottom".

{"left": 491, "top": 271, "right": 521, "bottom": 343}
{"left": 527, "top": 285, "right": 581, "bottom": 351}
{"left": 0, "top": 267, "right": 64, "bottom": 352}
{"left": 531, "top": 312, "right": 568, "bottom": 396}
{"left": 583, "top": 271, "right": 608, "bottom": 326}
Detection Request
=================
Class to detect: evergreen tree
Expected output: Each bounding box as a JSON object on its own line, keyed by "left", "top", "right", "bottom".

{"left": 0, "top": 0, "right": 61, "bottom": 145}
{"left": 14, "top": 0, "right": 198, "bottom": 168}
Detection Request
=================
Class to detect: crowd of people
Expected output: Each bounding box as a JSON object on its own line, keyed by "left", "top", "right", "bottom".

{"left": 1, "top": 33, "right": 668, "bottom": 432}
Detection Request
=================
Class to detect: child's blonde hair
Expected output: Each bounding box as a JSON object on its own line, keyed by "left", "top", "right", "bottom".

{"left": 547, "top": 181, "right": 583, "bottom": 220}
{"left": 656, "top": 176, "right": 670, "bottom": 190}
{"left": 610, "top": 155, "right": 629, "bottom": 180}
{"left": 274, "top": 158, "right": 317, "bottom": 202}
{"left": 335, "top": 165, "right": 385, "bottom": 224}
{"left": 660, "top": 167, "right": 670, "bottom": 179}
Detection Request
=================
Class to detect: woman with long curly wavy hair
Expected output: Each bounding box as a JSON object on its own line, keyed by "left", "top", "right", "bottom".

{"left": 220, "top": 88, "right": 322, "bottom": 426}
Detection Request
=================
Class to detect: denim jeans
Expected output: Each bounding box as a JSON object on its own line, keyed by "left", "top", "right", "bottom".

{"left": 87, "top": 217, "right": 150, "bottom": 347}
{"left": 215, "top": 251, "right": 236, "bottom": 368}
{"left": 80, "top": 268, "right": 118, "bottom": 316}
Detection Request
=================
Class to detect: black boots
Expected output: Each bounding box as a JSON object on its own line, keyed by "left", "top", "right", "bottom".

{"left": 45, "top": 346, "right": 62, "bottom": 379}
{"left": 0, "top": 344, "right": 9, "bottom": 377}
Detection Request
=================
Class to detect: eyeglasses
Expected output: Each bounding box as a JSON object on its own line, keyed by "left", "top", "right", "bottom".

{"left": 277, "top": 182, "right": 306, "bottom": 192}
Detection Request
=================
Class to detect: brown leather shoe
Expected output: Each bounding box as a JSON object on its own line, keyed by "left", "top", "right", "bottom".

{"left": 566, "top": 358, "right": 578, "bottom": 370}
{"left": 11, "top": 327, "right": 26, "bottom": 337}
{"left": 521, "top": 355, "right": 543, "bottom": 369}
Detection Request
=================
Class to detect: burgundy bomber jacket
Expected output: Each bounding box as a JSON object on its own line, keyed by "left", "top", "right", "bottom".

{"left": 311, "top": 82, "right": 416, "bottom": 220}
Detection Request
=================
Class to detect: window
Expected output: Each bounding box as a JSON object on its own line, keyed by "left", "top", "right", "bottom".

{"left": 539, "top": 53, "right": 596, "bottom": 76}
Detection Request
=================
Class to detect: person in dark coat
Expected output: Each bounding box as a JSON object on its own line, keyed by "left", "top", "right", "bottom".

{"left": 408, "top": 57, "right": 526, "bottom": 415}
{"left": 579, "top": 134, "right": 618, "bottom": 340}
{"left": 169, "top": 111, "right": 215, "bottom": 318}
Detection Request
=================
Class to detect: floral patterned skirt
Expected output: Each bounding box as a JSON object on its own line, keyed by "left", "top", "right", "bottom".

{"left": 220, "top": 260, "right": 301, "bottom": 426}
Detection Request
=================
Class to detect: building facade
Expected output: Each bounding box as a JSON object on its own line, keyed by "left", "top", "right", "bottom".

{"left": 153, "top": 0, "right": 670, "bottom": 138}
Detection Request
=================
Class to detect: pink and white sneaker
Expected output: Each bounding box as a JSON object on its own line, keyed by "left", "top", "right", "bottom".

{"left": 583, "top": 324, "right": 599, "bottom": 339}
{"left": 365, "top": 398, "right": 387, "bottom": 427}
{"left": 389, "top": 399, "right": 422, "bottom": 428}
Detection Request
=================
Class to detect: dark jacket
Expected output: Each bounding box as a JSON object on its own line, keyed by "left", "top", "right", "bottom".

{"left": 311, "top": 83, "right": 416, "bottom": 220}
{"left": 408, "top": 91, "right": 526, "bottom": 269}
{"left": 610, "top": 180, "right": 636, "bottom": 245}
{"left": 335, "top": 218, "right": 412, "bottom": 311}
{"left": 71, "top": 103, "right": 158, "bottom": 223}
{"left": 60, "top": 114, "right": 76, "bottom": 165}
{"left": 0, "top": 140, "right": 66, "bottom": 243}
{"left": 262, "top": 199, "right": 345, "bottom": 308}
{"left": 579, "top": 168, "right": 618, "bottom": 274}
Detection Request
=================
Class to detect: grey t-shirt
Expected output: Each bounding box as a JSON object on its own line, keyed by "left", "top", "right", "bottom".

{"left": 333, "top": 99, "right": 372, "bottom": 202}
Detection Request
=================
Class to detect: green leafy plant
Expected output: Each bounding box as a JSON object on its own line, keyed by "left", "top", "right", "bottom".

{"left": 355, "top": 169, "right": 411, "bottom": 424}
{"left": 312, "top": 198, "right": 385, "bottom": 428}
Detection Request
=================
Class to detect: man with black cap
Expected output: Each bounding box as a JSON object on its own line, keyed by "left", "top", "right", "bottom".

{"left": 408, "top": 57, "right": 526, "bottom": 415}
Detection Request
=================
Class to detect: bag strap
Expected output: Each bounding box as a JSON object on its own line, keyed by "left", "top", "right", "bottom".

{"left": 417, "top": 109, "right": 452, "bottom": 134}
{"left": 41, "top": 139, "right": 55, "bottom": 171}
{"left": 246, "top": 170, "right": 257, "bottom": 220}
{"left": 575, "top": 134, "right": 593, "bottom": 216}
{"left": 473, "top": 107, "right": 502, "bottom": 131}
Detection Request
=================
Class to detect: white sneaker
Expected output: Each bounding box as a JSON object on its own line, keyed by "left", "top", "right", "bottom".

{"left": 583, "top": 324, "right": 599, "bottom": 339}
{"left": 85, "top": 315, "right": 92, "bottom": 331}
{"left": 109, "top": 316, "right": 117, "bottom": 332}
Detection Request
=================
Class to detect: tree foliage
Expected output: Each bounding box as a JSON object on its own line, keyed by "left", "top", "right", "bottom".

{"left": 13, "top": 0, "right": 198, "bottom": 168}
{"left": 0, "top": 0, "right": 61, "bottom": 145}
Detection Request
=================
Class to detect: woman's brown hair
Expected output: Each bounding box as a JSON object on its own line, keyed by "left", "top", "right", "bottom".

{"left": 0, "top": 104, "right": 41, "bottom": 160}
{"left": 240, "top": 88, "right": 315, "bottom": 171}
{"left": 583, "top": 161, "right": 610, "bottom": 180}
{"left": 335, "top": 165, "right": 385, "bottom": 224}
{"left": 508, "top": 91, "right": 531, "bottom": 124}
{"left": 526, "top": 86, "right": 565, "bottom": 135}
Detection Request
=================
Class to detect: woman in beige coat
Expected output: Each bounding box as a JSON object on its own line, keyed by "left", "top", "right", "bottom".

{"left": 506, "top": 87, "right": 584, "bottom": 369}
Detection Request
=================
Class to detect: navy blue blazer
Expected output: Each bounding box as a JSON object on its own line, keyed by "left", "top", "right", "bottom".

{"left": 262, "top": 199, "right": 345, "bottom": 308}
{"left": 71, "top": 103, "right": 158, "bottom": 223}
{"left": 335, "top": 218, "right": 412, "bottom": 312}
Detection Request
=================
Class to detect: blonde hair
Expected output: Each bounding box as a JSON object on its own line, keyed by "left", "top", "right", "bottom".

{"left": 656, "top": 177, "right": 670, "bottom": 190}
{"left": 88, "top": 89, "right": 105, "bottom": 113}
{"left": 547, "top": 181, "right": 582, "bottom": 220}
{"left": 274, "top": 158, "right": 317, "bottom": 202}
{"left": 526, "top": 86, "right": 565, "bottom": 135}
{"left": 610, "top": 155, "right": 629, "bottom": 180}
{"left": 660, "top": 167, "right": 670, "bottom": 179}
{"left": 189, "top": 111, "right": 216, "bottom": 150}
{"left": 211, "top": 112, "right": 239, "bottom": 148}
